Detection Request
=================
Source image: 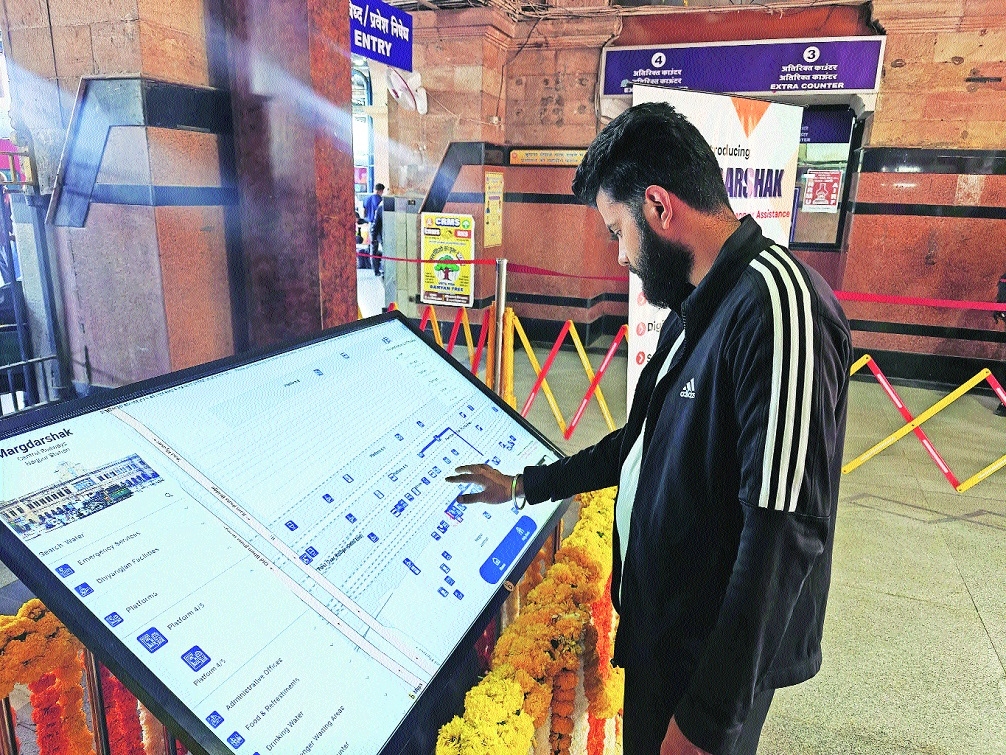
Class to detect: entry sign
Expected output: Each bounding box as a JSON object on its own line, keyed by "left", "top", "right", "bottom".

{"left": 421, "top": 213, "right": 476, "bottom": 307}
{"left": 350, "top": 0, "right": 413, "bottom": 72}
{"left": 803, "top": 170, "right": 843, "bottom": 213}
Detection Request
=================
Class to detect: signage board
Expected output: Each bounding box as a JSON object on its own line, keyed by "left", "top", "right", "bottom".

{"left": 602, "top": 36, "right": 885, "bottom": 98}
{"left": 420, "top": 212, "right": 476, "bottom": 307}
{"left": 509, "top": 149, "right": 586, "bottom": 167}
{"left": 626, "top": 86, "right": 802, "bottom": 408}
{"left": 802, "top": 169, "right": 843, "bottom": 213}
{"left": 0, "top": 313, "right": 565, "bottom": 755}
{"left": 484, "top": 172, "right": 504, "bottom": 248}
{"left": 349, "top": 0, "right": 413, "bottom": 72}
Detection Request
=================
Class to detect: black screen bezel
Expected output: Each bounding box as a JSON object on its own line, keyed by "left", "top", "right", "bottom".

{"left": 0, "top": 310, "right": 570, "bottom": 755}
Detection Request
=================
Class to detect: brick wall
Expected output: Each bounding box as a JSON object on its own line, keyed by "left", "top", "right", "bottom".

{"left": 838, "top": 1, "right": 1006, "bottom": 370}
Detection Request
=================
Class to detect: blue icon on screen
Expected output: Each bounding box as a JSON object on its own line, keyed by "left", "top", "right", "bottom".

{"left": 421, "top": 477, "right": 430, "bottom": 485}
{"left": 182, "top": 646, "right": 211, "bottom": 672}
{"left": 442, "top": 551, "right": 452, "bottom": 560}
{"left": 445, "top": 576, "right": 455, "bottom": 586}
{"left": 403, "top": 558, "right": 421, "bottom": 575}
{"left": 343, "top": 474, "right": 354, "bottom": 483}
{"left": 313, "top": 368, "right": 323, "bottom": 376}
{"left": 437, "top": 520, "right": 449, "bottom": 533}
{"left": 374, "top": 490, "right": 385, "bottom": 500}
{"left": 346, "top": 513, "right": 357, "bottom": 523}
{"left": 454, "top": 590, "right": 464, "bottom": 600}
{"left": 368, "top": 532, "right": 379, "bottom": 543}
{"left": 137, "top": 628, "right": 168, "bottom": 653}
{"left": 481, "top": 516, "right": 538, "bottom": 585}
{"left": 300, "top": 553, "right": 313, "bottom": 565}
{"left": 440, "top": 564, "right": 450, "bottom": 574}
{"left": 285, "top": 521, "right": 298, "bottom": 531}
{"left": 392, "top": 500, "right": 408, "bottom": 517}
{"left": 206, "top": 711, "right": 224, "bottom": 728}
{"left": 340, "top": 352, "right": 350, "bottom": 359}
{"left": 431, "top": 532, "right": 441, "bottom": 540}
{"left": 55, "top": 564, "right": 74, "bottom": 578}
{"left": 323, "top": 493, "right": 334, "bottom": 503}
{"left": 74, "top": 583, "right": 93, "bottom": 597}
{"left": 306, "top": 547, "right": 318, "bottom": 558}
{"left": 395, "top": 433, "right": 404, "bottom": 441}
{"left": 227, "top": 731, "right": 245, "bottom": 748}
{"left": 483, "top": 511, "right": 491, "bottom": 519}
{"left": 104, "top": 612, "right": 123, "bottom": 627}
{"left": 438, "top": 587, "right": 449, "bottom": 597}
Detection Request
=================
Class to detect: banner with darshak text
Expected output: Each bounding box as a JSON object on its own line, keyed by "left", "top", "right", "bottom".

{"left": 626, "top": 85, "right": 802, "bottom": 408}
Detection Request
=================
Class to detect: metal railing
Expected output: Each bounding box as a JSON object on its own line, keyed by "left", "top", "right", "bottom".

{"left": 0, "top": 354, "right": 61, "bottom": 414}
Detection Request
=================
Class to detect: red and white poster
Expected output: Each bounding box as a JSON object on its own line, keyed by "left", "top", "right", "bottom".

{"left": 626, "top": 85, "right": 803, "bottom": 409}
{"left": 802, "top": 169, "right": 843, "bottom": 213}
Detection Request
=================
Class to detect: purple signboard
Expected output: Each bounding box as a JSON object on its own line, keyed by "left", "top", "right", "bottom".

{"left": 801, "top": 108, "right": 855, "bottom": 144}
{"left": 350, "top": 0, "right": 413, "bottom": 72}
{"left": 602, "top": 36, "right": 884, "bottom": 98}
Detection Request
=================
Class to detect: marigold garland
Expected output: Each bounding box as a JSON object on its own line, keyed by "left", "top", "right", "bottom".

{"left": 0, "top": 599, "right": 94, "bottom": 755}
{"left": 139, "top": 702, "right": 168, "bottom": 755}
{"left": 0, "top": 599, "right": 80, "bottom": 698}
{"left": 583, "top": 576, "right": 623, "bottom": 721}
{"left": 436, "top": 488, "right": 623, "bottom": 755}
{"left": 101, "top": 665, "right": 144, "bottom": 755}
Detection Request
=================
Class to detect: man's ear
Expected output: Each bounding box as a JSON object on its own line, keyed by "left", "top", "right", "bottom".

{"left": 643, "top": 185, "right": 675, "bottom": 231}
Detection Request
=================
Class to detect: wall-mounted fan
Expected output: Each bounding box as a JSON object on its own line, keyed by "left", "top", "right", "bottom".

{"left": 387, "top": 69, "right": 428, "bottom": 115}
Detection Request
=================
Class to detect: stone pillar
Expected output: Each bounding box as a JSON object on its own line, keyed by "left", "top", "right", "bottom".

{"left": 0, "top": 0, "right": 355, "bottom": 391}
{"left": 213, "top": 0, "right": 356, "bottom": 347}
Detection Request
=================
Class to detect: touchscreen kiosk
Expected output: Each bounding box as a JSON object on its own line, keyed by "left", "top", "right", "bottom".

{"left": 0, "top": 313, "right": 567, "bottom": 755}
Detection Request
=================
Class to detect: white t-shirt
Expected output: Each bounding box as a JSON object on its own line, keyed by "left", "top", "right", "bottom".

{"left": 615, "top": 330, "right": 685, "bottom": 600}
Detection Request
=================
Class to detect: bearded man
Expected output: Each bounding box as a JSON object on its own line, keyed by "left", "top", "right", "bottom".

{"left": 446, "top": 102, "right": 851, "bottom": 755}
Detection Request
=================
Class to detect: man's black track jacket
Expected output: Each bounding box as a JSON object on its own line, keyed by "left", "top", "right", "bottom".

{"left": 523, "top": 217, "right": 852, "bottom": 754}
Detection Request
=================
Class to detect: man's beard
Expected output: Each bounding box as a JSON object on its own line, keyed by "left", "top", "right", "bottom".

{"left": 630, "top": 211, "right": 695, "bottom": 312}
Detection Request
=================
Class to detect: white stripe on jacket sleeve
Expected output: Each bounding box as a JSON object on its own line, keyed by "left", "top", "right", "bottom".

{"left": 748, "top": 248, "right": 815, "bottom": 513}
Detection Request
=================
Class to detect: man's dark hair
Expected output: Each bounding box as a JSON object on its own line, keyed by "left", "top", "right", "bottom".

{"left": 572, "top": 102, "right": 730, "bottom": 214}
{"left": 375, "top": 183, "right": 386, "bottom": 192}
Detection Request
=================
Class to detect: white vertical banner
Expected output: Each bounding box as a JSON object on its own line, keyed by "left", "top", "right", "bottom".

{"left": 626, "top": 85, "right": 803, "bottom": 409}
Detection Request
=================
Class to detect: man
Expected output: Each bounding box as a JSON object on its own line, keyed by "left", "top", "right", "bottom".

{"left": 445, "top": 102, "right": 851, "bottom": 755}
{"left": 363, "top": 183, "right": 385, "bottom": 272}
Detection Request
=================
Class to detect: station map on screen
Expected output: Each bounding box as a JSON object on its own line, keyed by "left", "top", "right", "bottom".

{"left": 0, "top": 318, "right": 563, "bottom": 755}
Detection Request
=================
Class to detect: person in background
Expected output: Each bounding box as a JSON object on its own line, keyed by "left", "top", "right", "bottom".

{"left": 362, "top": 183, "right": 385, "bottom": 273}
{"left": 371, "top": 200, "right": 384, "bottom": 277}
{"left": 446, "top": 102, "right": 851, "bottom": 755}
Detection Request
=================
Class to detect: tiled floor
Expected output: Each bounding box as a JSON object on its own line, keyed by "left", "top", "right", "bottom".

{"left": 499, "top": 337, "right": 1006, "bottom": 754}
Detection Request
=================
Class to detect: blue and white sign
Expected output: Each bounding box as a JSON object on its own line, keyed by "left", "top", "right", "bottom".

{"left": 602, "top": 36, "right": 884, "bottom": 98}
{"left": 350, "top": 0, "right": 413, "bottom": 72}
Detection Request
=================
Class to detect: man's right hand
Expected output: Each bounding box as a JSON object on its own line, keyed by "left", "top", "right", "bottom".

{"left": 444, "top": 464, "right": 521, "bottom": 505}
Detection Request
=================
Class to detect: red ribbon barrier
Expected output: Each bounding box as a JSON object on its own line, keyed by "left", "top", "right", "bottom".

{"left": 471, "top": 308, "right": 492, "bottom": 375}
{"left": 564, "top": 325, "right": 628, "bottom": 441}
{"left": 835, "top": 290, "right": 1006, "bottom": 313}
{"left": 356, "top": 252, "right": 629, "bottom": 282}
{"left": 357, "top": 252, "right": 496, "bottom": 265}
{"left": 507, "top": 263, "right": 629, "bottom": 283}
{"left": 360, "top": 251, "right": 1006, "bottom": 312}
{"left": 447, "top": 308, "right": 464, "bottom": 355}
{"left": 862, "top": 356, "right": 960, "bottom": 489}
{"left": 521, "top": 320, "right": 571, "bottom": 418}
{"left": 419, "top": 305, "right": 433, "bottom": 333}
